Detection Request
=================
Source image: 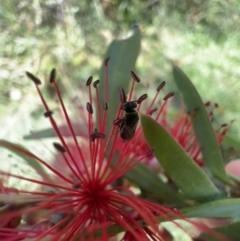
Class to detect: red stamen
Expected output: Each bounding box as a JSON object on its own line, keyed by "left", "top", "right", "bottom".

{"left": 155, "top": 93, "right": 174, "bottom": 121}
{"left": 120, "top": 88, "right": 127, "bottom": 104}
{"left": 50, "top": 75, "right": 91, "bottom": 182}
{"left": 90, "top": 131, "right": 106, "bottom": 142}
{"left": 137, "top": 93, "right": 148, "bottom": 104}
{"left": 147, "top": 81, "right": 165, "bottom": 112}
{"left": 156, "top": 81, "right": 166, "bottom": 92}
{"left": 86, "top": 76, "right": 93, "bottom": 86}
{"left": 86, "top": 102, "right": 93, "bottom": 114}
{"left": 130, "top": 71, "right": 141, "bottom": 83}
{"left": 163, "top": 92, "right": 174, "bottom": 101}
{"left": 128, "top": 71, "right": 139, "bottom": 101}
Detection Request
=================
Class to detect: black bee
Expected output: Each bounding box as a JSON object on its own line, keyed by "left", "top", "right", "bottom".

{"left": 113, "top": 101, "right": 139, "bottom": 142}
{"left": 113, "top": 87, "right": 147, "bottom": 142}
{"left": 120, "top": 101, "right": 139, "bottom": 141}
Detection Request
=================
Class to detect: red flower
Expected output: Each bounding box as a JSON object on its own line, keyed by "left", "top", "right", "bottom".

{"left": 0, "top": 59, "right": 186, "bottom": 240}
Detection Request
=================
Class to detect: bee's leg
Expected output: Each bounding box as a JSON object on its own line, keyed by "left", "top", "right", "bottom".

{"left": 112, "top": 118, "right": 123, "bottom": 135}
{"left": 113, "top": 117, "right": 123, "bottom": 128}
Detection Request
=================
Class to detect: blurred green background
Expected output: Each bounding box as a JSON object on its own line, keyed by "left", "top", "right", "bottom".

{"left": 1, "top": 0, "right": 240, "bottom": 143}
{"left": 1, "top": 2, "right": 240, "bottom": 240}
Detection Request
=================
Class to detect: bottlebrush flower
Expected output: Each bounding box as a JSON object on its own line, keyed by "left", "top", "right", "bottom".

{"left": 0, "top": 59, "right": 189, "bottom": 241}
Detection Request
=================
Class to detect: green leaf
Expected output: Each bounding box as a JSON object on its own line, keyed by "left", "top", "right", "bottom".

{"left": 23, "top": 123, "right": 87, "bottom": 139}
{"left": 98, "top": 25, "right": 141, "bottom": 135}
{"left": 140, "top": 113, "right": 220, "bottom": 202}
{"left": 0, "top": 140, "right": 53, "bottom": 183}
{"left": 199, "top": 220, "right": 240, "bottom": 241}
{"left": 181, "top": 198, "right": 240, "bottom": 218}
{"left": 172, "top": 65, "right": 230, "bottom": 184}
{"left": 125, "top": 163, "right": 185, "bottom": 205}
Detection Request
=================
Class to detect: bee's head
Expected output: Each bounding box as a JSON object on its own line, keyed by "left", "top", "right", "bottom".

{"left": 121, "top": 102, "right": 137, "bottom": 112}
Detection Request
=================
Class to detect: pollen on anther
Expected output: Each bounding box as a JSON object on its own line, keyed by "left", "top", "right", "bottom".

{"left": 137, "top": 94, "right": 148, "bottom": 103}
{"left": 26, "top": 72, "right": 41, "bottom": 85}
{"left": 93, "top": 80, "right": 100, "bottom": 88}
{"left": 130, "top": 71, "right": 141, "bottom": 83}
{"left": 205, "top": 101, "right": 211, "bottom": 107}
{"left": 53, "top": 143, "right": 66, "bottom": 153}
{"left": 156, "top": 81, "right": 166, "bottom": 92}
{"left": 44, "top": 111, "right": 53, "bottom": 118}
{"left": 86, "top": 76, "right": 93, "bottom": 86}
{"left": 90, "top": 132, "right": 106, "bottom": 142}
{"left": 49, "top": 69, "right": 56, "bottom": 83}
{"left": 163, "top": 92, "right": 174, "bottom": 100}
{"left": 86, "top": 102, "right": 93, "bottom": 114}
{"left": 103, "top": 102, "right": 108, "bottom": 110}
{"left": 120, "top": 88, "right": 127, "bottom": 104}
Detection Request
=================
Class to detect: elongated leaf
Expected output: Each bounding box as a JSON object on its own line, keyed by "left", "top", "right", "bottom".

{"left": 199, "top": 220, "right": 240, "bottom": 241}
{"left": 126, "top": 163, "right": 185, "bottom": 205}
{"left": 172, "top": 65, "right": 229, "bottom": 183}
{"left": 0, "top": 140, "right": 53, "bottom": 183}
{"left": 140, "top": 113, "right": 220, "bottom": 202}
{"left": 181, "top": 198, "right": 240, "bottom": 218}
{"left": 99, "top": 25, "right": 141, "bottom": 135}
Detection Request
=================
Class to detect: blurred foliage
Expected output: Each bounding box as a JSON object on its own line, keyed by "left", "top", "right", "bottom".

{"left": 1, "top": 2, "right": 240, "bottom": 239}
{"left": 1, "top": 0, "right": 240, "bottom": 140}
